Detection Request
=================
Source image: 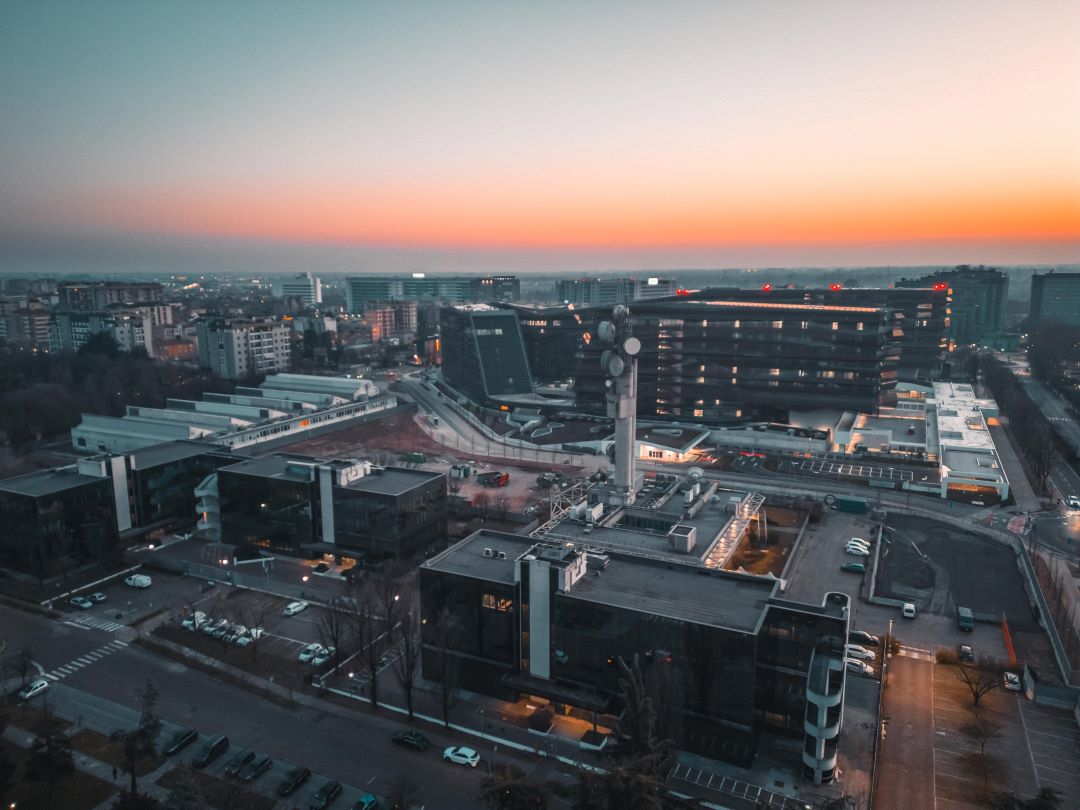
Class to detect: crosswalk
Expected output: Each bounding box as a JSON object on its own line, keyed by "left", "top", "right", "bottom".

{"left": 898, "top": 644, "right": 934, "bottom": 661}
{"left": 44, "top": 639, "right": 128, "bottom": 682}
{"left": 64, "top": 615, "right": 126, "bottom": 633}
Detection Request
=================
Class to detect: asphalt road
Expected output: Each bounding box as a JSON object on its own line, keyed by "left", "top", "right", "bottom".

{"left": 874, "top": 655, "right": 935, "bottom": 810}
{"left": 0, "top": 604, "right": 553, "bottom": 810}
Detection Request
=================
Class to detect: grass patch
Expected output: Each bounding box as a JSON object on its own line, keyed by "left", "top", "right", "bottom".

{"left": 0, "top": 701, "right": 72, "bottom": 736}
{"left": 69, "top": 728, "right": 164, "bottom": 776}
{"left": 157, "top": 765, "right": 276, "bottom": 810}
{"left": 0, "top": 738, "right": 116, "bottom": 810}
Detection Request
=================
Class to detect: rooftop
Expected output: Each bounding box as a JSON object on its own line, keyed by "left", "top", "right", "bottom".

{"left": 342, "top": 466, "right": 443, "bottom": 496}
{"left": 423, "top": 530, "right": 534, "bottom": 584}
{"left": 0, "top": 467, "right": 106, "bottom": 498}
{"left": 677, "top": 299, "right": 882, "bottom": 314}
{"left": 129, "top": 440, "right": 231, "bottom": 470}
{"left": 636, "top": 426, "right": 709, "bottom": 454}
{"left": 220, "top": 454, "right": 320, "bottom": 482}
{"left": 931, "top": 382, "right": 996, "bottom": 452}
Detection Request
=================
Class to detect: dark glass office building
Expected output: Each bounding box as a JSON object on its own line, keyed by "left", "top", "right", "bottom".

{"left": 898, "top": 266, "right": 1007, "bottom": 345}
{"left": 421, "top": 530, "right": 850, "bottom": 780}
{"left": 439, "top": 305, "right": 536, "bottom": 409}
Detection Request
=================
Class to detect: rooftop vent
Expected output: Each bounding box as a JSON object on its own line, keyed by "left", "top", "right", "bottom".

{"left": 482, "top": 547, "right": 494, "bottom": 558}
{"left": 497, "top": 551, "right": 507, "bottom": 559}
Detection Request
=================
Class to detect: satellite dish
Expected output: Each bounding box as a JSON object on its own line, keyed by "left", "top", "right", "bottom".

{"left": 622, "top": 336, "right": 641, "bottom": 356}
{"left": 601, "top": 350, "right": 625, "bottom": 377}
{"left": 597, "top": 321, "right": 616, "bottom": 343}
{"left": 688, "top": 467, "right": 704, "bottom": 481}
{"left": 612, "top": 304, "right": 629, "bottom": 321}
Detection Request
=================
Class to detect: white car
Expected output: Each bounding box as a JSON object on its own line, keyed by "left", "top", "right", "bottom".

{"left": 845, "top": 659, "right": 874, "bottom": 677}
{"left": 1067, "top": 496, "right": 1080, "bottom": 510}
{"left": 181, "top": 611, "right": 208, "bottom": 631}
{"left": 18, "top": 678, "right": 49, "bottom": 701}
{"left": 1003, "top": 672, "right": 1022, "bottom": 692}
{"left": 845, "top": 645, "right": 877, "bottom": 662}
{"left": 248, "top": 627, "right": 266, "bottom": 640}
{"left": 298, "top": 643, "right": 323, "bottom": 663}
{"left": 902, "top": 602, "right": 917, "bottom": 619}
{"left": 283, "top": 601, "right": 308, "bottom": 616}
{"left": 849, "top": 537, "right": 870, "bottom": 547}
{"left": 443, "top": 746, "right": 480, "bottom": 767}
{"left": 232, "top": 634, "right": 253, "bottom": 648}
{"left": 312, "top": 646, "right": 336, "bottom": 666}
{"left": 70, "top": 596, "right": 93, "bottom": 610}
{"left": 124, "top": 574, "right": 152, "bottom": 589}
{"left": 202, "top": 618, "right": 229, "bottom": 636}
{"left": 845, "top": 545, "right": 870, "bottom": 557}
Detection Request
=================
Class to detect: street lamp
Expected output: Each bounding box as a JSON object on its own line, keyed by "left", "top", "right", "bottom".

{"left": 884, "top": 618, "right": 895, "bottom": 686}
{"left": 302, "top": 575, "right": 309, "bottom": 583}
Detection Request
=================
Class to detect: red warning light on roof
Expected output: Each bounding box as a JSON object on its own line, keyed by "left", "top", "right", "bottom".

{"left": 829, "top": 283, "right": 842, "bottom": 291}
{"left": 675, "top": 289, "right": 690, "bottom": 296}
{"left": 932, "top": 282, "right": 947, "bottom": 291}
{"left": 762, "top": 283, "right": 772, "bottom": 292}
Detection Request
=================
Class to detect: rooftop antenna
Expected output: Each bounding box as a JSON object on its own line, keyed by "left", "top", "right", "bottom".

{"left": 597, "top": 304, "right": 640, "bottom": 506}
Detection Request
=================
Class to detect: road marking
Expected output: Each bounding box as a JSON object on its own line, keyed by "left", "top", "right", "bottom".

{"left": 62, "top": 621, "right": 91, "bottom": 631}
{"left": 45, "top": 640, "right": 129, "bottom": 682}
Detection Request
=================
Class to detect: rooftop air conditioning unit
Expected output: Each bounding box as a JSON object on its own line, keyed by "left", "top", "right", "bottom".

{"left": 482, "top": 548, "right": 494, "bottom": 558}
{"left": 497, "top": 551, "right": 507, "bottom": 559}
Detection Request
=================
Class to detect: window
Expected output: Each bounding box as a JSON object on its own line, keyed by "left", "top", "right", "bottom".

{"left": 648, "top": 450, "right": 664, "bottom": 458}
{"left": 772, "top": 320, "right": 783, "bottom": 329}
{"left": 856, "top": 322, "right": 864, "bottom": 331}
{"left": 831, "top": 322, "right": 839, "bottom": 331}
{"left": 770, "top": 368, "right": 780, "bottom": 376}
{"left": 481, "top": 594, "right": 513, "bottom": 612}
{"left": 733, "top": 320, "right": 740, "bottom": 328}
{"left": 693, "top": 409, "right": 704, "bottom": 417}
{"left": 822, "top": 370, "right": 835, "bottom": 379}
{"left": 801, "top": 321, "right": 810, "bottom": 329}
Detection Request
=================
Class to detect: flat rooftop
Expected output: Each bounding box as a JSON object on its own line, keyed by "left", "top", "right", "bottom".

{"left": 932, "top": 382, "right": 996, "bottom": 452}
{"left": 423, "top": 530, "right": 534, "bottom": 584}
{"left": 343, "top": 467, "right": 443, "bottom": 496}
{"left": 0, "top": 467, "right": 105, "bottom": 497}
{"left": 220, "top": 454, "right": 319, "bottom": 482}
{"left": 129, "top": 440, "right": 230, "bottom": 470}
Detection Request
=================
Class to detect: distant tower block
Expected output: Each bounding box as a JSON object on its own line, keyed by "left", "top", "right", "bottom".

{"left": 597, "top": 305, "right": 641, "bottom": 506}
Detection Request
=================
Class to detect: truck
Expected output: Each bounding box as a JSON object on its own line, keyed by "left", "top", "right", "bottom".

{"left": 400, "top": 452, "right": 427, "bottom": 464}
{"left": 477, "top": 471, "right": 510, "bottom": 488}
{"left": 833, "top": 495, "right": 868, "bottom": 514}
{"left": 956, "top": 606, "right": 974, "bottom": 631}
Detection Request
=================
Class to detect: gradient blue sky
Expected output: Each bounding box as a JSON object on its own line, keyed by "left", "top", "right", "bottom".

{"left": 1, "top": 0, "right": 1078, "bottom": 275}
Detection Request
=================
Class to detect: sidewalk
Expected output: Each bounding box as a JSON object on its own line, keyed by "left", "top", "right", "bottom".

{"left": 989, "top": 422, "right": 1043, "bottom": 512}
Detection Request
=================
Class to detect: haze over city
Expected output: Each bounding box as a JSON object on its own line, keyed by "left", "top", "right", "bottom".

{"left": 2, "top": 0, "right": 1079, "bottom": 275}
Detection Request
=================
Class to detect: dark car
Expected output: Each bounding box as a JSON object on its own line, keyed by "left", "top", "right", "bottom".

{"left": 223, "top": 748, "right": 255, "bottom": 778}
{"left": 191, "top": 734, "right": 229, "bottom": 768}
{"left": 313, "top": 562, "right": 330, "bottom": 573}
{"left": 310, "top": 779, "right": 342, "bottom": 809}
{"left": 163, "top": 728, "right": 198, "bottom": 756}
{"left": 277, "top": 766, "right": 311, "bottom": 797}
{"left": 240, "top": 754, "right": 273, "bottom": 783}
{"left": 391, "top": 730, "right": 430, "bottom": 751}
{"left": 849, "top": 630, "right": 881, "bottom": 647}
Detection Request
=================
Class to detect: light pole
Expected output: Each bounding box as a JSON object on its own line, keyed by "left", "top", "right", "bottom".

{"left": 884, "top": 618, "right": 895, "bottom": 686}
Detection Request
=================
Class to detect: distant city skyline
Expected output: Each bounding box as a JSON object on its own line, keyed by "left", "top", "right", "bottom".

{"left": 2, "top": 1, "right": 1078, "bottom": 274}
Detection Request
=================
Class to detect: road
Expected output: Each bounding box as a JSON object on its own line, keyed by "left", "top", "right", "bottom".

{"left": 0, "top": 604, "right": 560, "bottom": 810}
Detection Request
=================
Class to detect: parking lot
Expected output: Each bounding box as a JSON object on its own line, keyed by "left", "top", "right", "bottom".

{"left": 1017, "top": 700, "right": 1080, "bottom": 805}
{"left": 798, "top": 459, "right": 915, "bottom": 481}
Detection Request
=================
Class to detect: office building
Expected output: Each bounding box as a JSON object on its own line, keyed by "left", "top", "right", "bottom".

{"left": 440, "top": 305, "right": 536, "bottom": 409}
{"left": 274, "top": 272, "right": 323, "bottom": 306}
{"left": 196, "top": 317, "right": 292, "bottom": 379}
{"left": 57, "top": 281, "right": 164, "bottom": 310}
{"left": 898, "top": 266, "right": 1007, "bottom": 345}
{"left": 421, "top": 530, "right": 850, "bottom": 779}
{"left": 217, "top": 454, "right": 447, "bottom": 561}
{"left": 1029, "top": 271, "right": 1080, "bottom": 327}
{"left": 345, "top": 275, "right": 520, "bottom": 312}
{"left": 555, "top": 276, "right": 678, "bottom": 307}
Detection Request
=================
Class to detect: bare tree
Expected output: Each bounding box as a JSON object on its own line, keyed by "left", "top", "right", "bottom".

{"left": 961, "top": 708, "right": 1001, "bottom": 756}
{"left": 110, "top": 678, "right": 162, "bottom": 797}
{"left": 347, "top": 580, "right": 388, "bottom": 709}
{"left": 493, "top": 495, "right": 511, "bottom": 522}
{"left": 237, "top": 599, "right": 276, "bottom": 661}
{"left": 16, "top": 644, "right": 35, "bottom": 688}
{"left": 428, "top": 607, "right": 461, "bottom": 727}
{"left": 316, "top": 605, "right": 352, "bottom": 669}
{"left": 392, "top": 607, "right": 422, "bottom": 718}
{"left": 961, "top": 750, "right": 1005, "bottom": 799}
{"left": 473, "top": 491, "right": 491, "bottom": 521}
{"left": 955, "top": 659, "right": 1003, "bottom": 708}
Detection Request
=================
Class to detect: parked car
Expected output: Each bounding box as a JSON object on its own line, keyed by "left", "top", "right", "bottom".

{"left": 310, "top": 779, "right": 342, "bottom": 809}
{"left": 312, "top": 646, "right": 336, "bottom": 666}
{"left": 844, "top": 545, "right": 870, "bottom": 557}
{"left": 392, "top": 730, "right": 430, "bottom": 751}
{"left": 352, "top": 794, "right": 379, "bottom": 810}
{"left": 846, "top": 645, "right": 876, "bottom": 662}
{"left": 443, "top": 746, "right": 480, "bottom": 767}
{"left": 182, "top": 612, "right": 208, "bottom": 631}
{"left": 190, "top": 734, "right": 229, "bottom": 768}
{"left": 840, "top": 563, "right": 866, "bottom": 574}
{"left": 283, "top": 600, "right": 308, "bottom": 616}
{"left": 88, "top": 592, "right": 107, "bottom": 603}
{"left": 849, "top": 630, "right": 880, "bottom": 646}
{"left": 902, "top": 602, "right": 917, "bottom": 619}
{"left": 124, "top": 574, "right": 152, "bottom": 588}
{"left": 1003, "top": 672, "right": 1022, "bottom": 692}
{"left": 845, "top": 659, "right": 874, "bottom": 677}
{"left": 276, "top": 766, "right": 312, "bottom": 797}
{"left": 70, "top": 596, "right": 93, "bottom": 610}
{"left": 18, "top": 678, "right": 49, "bottom": 702}
{"left": 240, "top": 754, "right": 273, "bottom": 783}
{"left": 163, "top": 727, "right": 198, "bottom": 756}
{"left": 223, "top": 748, "right": 255, "bottom": 778}
{"left": 232, "top": 634, "right": 253, "bottom": 648}
{"left": 1066, "top": 495, "right": 1080, "bottom": 509}
{"left": 299, "top": 643, "right": 324, "bottom": 663}
{"left": 203, "top": 618, "right": 229, "bottom": 636}
{"left": 958, "top": 644, "right": 975, "bottom": 663}
{"left": 248, "top": 627, "right": 266, "bottom": 640}
{"left": 849, "top": 537, "right": 870, "bottom": 547}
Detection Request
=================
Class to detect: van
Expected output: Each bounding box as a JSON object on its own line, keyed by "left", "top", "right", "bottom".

{"left": 191, "top": 734, "right": 229, "bottom": 768}
{"left": 124, "top": 574, "right": 151, "bottom": 589}
{"left": 902, "top": 602, "right": 916, "bottom": 619}
{"left": 957, "top": 606, "right": 974, "bottom": 631}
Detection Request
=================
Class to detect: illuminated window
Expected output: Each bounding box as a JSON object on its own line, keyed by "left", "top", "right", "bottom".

{"left": 832, "top": 322, "right": 839, "bottom": 331}
{"left": 482, "top": 594, "right": 513, "bottom": 612}
{"left": 801, "top": 321, "right": 809, "bottom": 329}
{"left": 772, "top": 320, "right": 783, "bottom": 329}
{"left": 770, "top": 368, "right": 780, "bottom": 376}
{"left": 822, "top": 370, "right": 835, "bottom": 379}
{"left": 731, "top": 365, "right": 738, "bottom": 374}
{"left": 693, "top": 409, "right": 704, "bottom": 417}
{"left": 696, "top": 376, "right": 705, "bottom": 384}
{"left": 733, "top": 320, "right": 741, "bottom": 328}
{"left": 856, "top": 322, "right": 864, "bottom": 331}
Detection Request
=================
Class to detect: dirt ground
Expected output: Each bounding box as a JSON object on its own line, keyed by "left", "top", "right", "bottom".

{"left": 726, "top": 506, "right": 806, "bottom": 576}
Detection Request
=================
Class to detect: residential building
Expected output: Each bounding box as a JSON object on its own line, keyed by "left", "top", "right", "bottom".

{"left": 555, "top": 276, "right": 678, "bottom": 306}
{"left": 1029, "top": 271, "right": 1080, "bottom": 327}
{"left": 898, "top": 266, "right": 1007, "bottom": 345}
{"left": 57, "top": 281, "right": 164, "bottom": 310}
{"left": 50, "top": 308, "right": 156, "bottom": 356}
{"left": 345, "top": 275, "right": 520, "bottom": 312}
{"left": 274, "top": 272, "right": 323, "bottom": 306}
{"left": 0, "top": 297, "right": 51, "bottom": 350}
{"left": 195, "top": 317, "right": 292, "bottom": 379}
{"left": 390, "top": 300, "right": 418, "bottom": 335}
{"left": 440, "top": 305, "right": 536, "bottom": 409}
{"left": 362, "top": 307, "right": 396, "bottom": 341}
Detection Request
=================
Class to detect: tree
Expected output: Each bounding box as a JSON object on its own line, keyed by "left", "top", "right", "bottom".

{"left": 960, "top": 751, "right": 1005, "bottom": 799}
{"left": 991, "top": 788, "right": 1062, "bottom": 810}
{"left": 316, "top": 604, "right": 353, "bottom": 670}
{"left": 25, "top": 703, "right": 74, "bottom": 798}
{"left": 237, "top": 600, "right": 276, "bottom": 661}
{"left": 16, "top": 644, "right": 35, "bottom": 688}
{"left": 347, "top": 580, "right": 388, "bottom": 709}
{"left": 78, "top": 331, "right": 123, "bottom": 359}
{"left": 960, "top": 709, "right": 1001, "bottom": 756}
{"left": 480, "top": 763, "right": 549, "bottom": 809}
{"left": 954, "top": 658, "right": 1003, "bottom": 707}
{"left": 161, "top": 764, "right": 209, "bottom": 810}
{"left": 428, "top": 607, "right": 461, "bottom": 727}
{"left": 392, "top": 606, "right": 422, "bottom": 718}
{"left": 110, "top": 678, "right": 162, "bottom": 796}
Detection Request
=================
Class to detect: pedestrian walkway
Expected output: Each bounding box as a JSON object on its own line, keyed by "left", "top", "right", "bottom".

{"left": 65, "top": 614, "right": 127, "bottom": 633}
{"left": 668, "top": 762, "right": 809, "bottom": 809}
{"left": 44, "top": 639, "right": 129, "bottom": 682}
{"left": 897, "top": 644, "right": 934, "bottom": 662}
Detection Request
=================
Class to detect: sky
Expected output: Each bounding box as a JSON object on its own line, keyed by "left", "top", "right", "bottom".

{"left": 1, "top": 0, "right": 1078, "bottom": 275}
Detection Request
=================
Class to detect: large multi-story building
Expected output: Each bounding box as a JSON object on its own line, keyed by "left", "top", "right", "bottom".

{"left": 274, "top": 272, "right": 323, "bottom": 306}
{"left": 898, "top": 266, "right": 1007, "bottom": 346}
{"left": 507, "top": 295, "right": 900, "bottom": 422}
{"left": 421, "top": 530, "right": 851, "bottom": 779}
{"left": 0, "top": 297, "right": 51, "bottom": 350}
{"left": 1029, "top": 271, "right": 1080, "bottom": 327}
{"left": 345, "top": 275, "right": 519, "bottom": 312}
{"left": 196, "top": 317, "right": 292, "bottom": 379}
{"left": 440, "top": 305, "right": 536, "bottom": 409}
{"left": 57, "top": 281, "right": 164, "bottom": 310}
{"left": 555, "top": 276, "right": 679, "bottom": 307}
{"left": 50, "top": 308, "right": 157, "bottom": 356}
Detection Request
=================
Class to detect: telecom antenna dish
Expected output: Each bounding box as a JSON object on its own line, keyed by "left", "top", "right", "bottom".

{"left": 622, "top": 337, "right": 641, "bottom": 356}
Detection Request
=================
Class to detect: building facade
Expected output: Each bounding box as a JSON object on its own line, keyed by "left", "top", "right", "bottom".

{"left": 440, "top": 305, "right": 535, "bottom": 408}
{"left": 555, "top": 276, "right": 679, "bottom": 307}
{"left": 50, "top": 309, "right": 156, "bottom": 356}
{"left": 345, "top": 275, "right": 520, "bottom": 312}
{"left": 274, "top": 272, "right": 323, "bottom": 306}
{"left": 57, "top": 281, "right": 164, "bottom": 310}
{"left": 1029, "top": 271, "right": 1080, "bottom": 327}
{"left": 196, "top": 317, "right": 292, "bottom": 379}
{"left": 898, "top": 266, "right": 1007, "bottom": 345}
